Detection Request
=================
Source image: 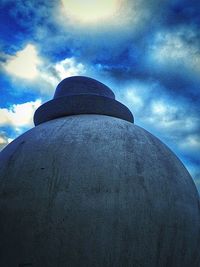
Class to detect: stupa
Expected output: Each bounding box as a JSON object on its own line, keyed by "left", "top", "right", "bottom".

{"left": 0, "top": 76, "right": 199, "bottom": 267}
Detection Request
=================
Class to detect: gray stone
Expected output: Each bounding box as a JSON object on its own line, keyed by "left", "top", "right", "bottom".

{"left": 0, "top": 114, "right": 199, "bottom": 267}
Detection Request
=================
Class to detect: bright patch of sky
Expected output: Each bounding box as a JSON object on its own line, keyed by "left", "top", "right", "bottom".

{"left": 61, "top": 0, "right": 120, "bottom": 24}
{"left": 0, "top": 99, "right": 41, "bottom": 129}
{"left": 4, "top": 44, "right": 41, "bottom": 79}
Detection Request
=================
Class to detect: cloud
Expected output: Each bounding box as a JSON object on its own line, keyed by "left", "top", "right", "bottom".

{"left": 25, "top": 0, "right": 165, "bottom": 67}
{"left": 125, "top": 90, "right": 144, "bottom": 110}
{"left": 3, "top": 44, "right": 42, "bottom": 79}
{"left": 58, "top": 0, "right": 159, "bottom": 29}
{"left": 0, "top": 0, "right": 172, "bottom": 85}
{"left": 121, "top": 80, "right": 200, "bottom": 193}
{"left": 149, "top": 27, "right": 200, "bottom": 76}
{"left": 60, "top": 0, "right": 120, "bottom": 24}
{"left": 34, "top": 57, "right": 88, "bottom": 95}
{"left": 163, "top": 0, "right": 200, "bottom": 27}
{"left": 0, "top": 99, "right": 41, "bottom": 130}
{"left": 185, "top": 161, "right": 200, "bottom": 194}
{"left": 120, "top": 80, "right": 200, "bottom": 159}
{"left": 119, "top": 80, "right": 166, "bottom": 116}
{"left": 147, "top": 100, "right": 194, "bottom": 131}
{"left": 0, "top": 131, "right": 13, "bottom": 151}
{"left": 193, "top": 177, "right": 200, "bottom": 195}
{"left": 1, "top": 43, "right": 88, "bottom": 95}
{"left": 146, "top": 99, "right": 200, "bottom": 160}
{"left": 36, "top": 56, "right": 88, "bottom": 94}
{"left": 53, "top": 57, "right": 86, "bottom": 80}
{"left": 179, "top": 134, "right": 200, "bottom": 153}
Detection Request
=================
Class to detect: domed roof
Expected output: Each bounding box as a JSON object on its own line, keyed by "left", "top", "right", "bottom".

{"left": 34, "top": 76, "right": 134, "bottom": 126}
{"left": 0, "top": 76, "right": 200, "bottom": 266}
{"left": 0, "top": 115, "right": 199, "bottom": 266}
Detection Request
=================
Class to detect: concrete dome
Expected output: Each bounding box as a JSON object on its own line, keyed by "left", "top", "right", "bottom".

{"left": 0, "top": 77, "right": 200, "bottom": 267}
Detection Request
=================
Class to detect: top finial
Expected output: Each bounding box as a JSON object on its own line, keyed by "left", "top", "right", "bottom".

{"left": 34, "top": 76, "right": 134, "bottom": 125}
{"left": 54, "top": 76, "right": 115, "bottom": 99}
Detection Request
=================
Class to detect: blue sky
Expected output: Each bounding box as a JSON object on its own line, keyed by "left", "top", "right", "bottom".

{"left": 0, "top": 0, "right": 200, "bottom": 193}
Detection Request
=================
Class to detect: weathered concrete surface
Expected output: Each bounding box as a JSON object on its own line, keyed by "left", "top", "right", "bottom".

{"left": 0, "top": 115, "right": 199, "bottom": 267}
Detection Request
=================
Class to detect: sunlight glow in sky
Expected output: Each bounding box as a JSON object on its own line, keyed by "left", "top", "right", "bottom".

{"left": 61, "top": 0, "right": 120, "bottom": 23}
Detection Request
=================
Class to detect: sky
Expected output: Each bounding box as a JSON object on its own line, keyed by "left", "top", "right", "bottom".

{"left": 0, "top": 0, "right": 200, "bottom": 193}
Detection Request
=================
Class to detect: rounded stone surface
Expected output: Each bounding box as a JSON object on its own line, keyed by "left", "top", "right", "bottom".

{"left": 0, "top": 115, "right": 199, "bottom": 267}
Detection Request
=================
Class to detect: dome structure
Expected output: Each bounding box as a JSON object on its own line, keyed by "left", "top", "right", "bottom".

{"left": 0, "top": 76, "right": 199, "bottom": 267}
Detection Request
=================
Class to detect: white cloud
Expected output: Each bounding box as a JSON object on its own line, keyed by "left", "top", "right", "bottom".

{"left": 144, "top": 99, "right": 199, "bottom": 133}
{"left": 0, "top": 135, "right": 8, "bottom": 145}
{"left": 0, "top": 132, "right": 13, "bottom": 151}
{"left": 61, "top": 0, "right": 119, "bottom": 24}
{"left": 150, "top": 28, "right": 200, "bottom": 75}
{"left": 120, "top": 82, "right": 200, "bottom": 148}
{"left": 120, "top": 81, "right": 200, "bottom": 158}
{"left": 2, "top": 44, "right": 87, "bottom": 95}
{"left": 57, "top": 0, "right": 160, "bottom": 36}
{"left": 39, "top": 57, "right": 87, "bottom": 92}
{"left": 41, "top": 57, "right": 86, "bottom": 86}
{"left": 0, "top": 99, "right": 41, "bottom": 129}
{"left": 125, "top": 90, "right": 144, "bottom": 109}
{"left": 180, "top": 134, "right": 200, "bottom": 152}
{"left": 3, "top": 44, "right": 42, "bottom": 79}
{"left": 149, "top": 100, "right": 178, "bottom": 127}
{"left": 139, "top": 97, "right": 200, "bottom": 158}
{"left": 120, "top": 80, "right": 162, "bottom": 115}
{"left": 185, "top": 162, "right": 200, "bottom": 194}
{"left": 54, "top": 57, "right": 86, "bottom": 80}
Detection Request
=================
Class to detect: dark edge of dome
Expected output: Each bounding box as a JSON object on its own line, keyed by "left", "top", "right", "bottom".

{"left": 34, "top": 95, "right": 134, "bottom": 126}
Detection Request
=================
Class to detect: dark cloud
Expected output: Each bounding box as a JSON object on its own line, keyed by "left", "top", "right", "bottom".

{"left": 163, "top": 0, "right": 200, "bottom": 27}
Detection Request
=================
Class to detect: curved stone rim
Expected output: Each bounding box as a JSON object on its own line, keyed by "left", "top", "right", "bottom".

{"left": 34, "top": 95, "right": 134, "bottom": 126}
